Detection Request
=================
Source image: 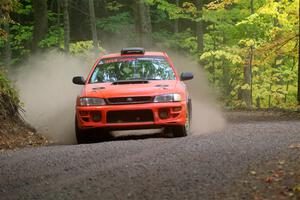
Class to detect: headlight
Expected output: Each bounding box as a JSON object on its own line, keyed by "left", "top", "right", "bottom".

{"left": 79, "top": 97, "right": 106, "bottom": 106}
{"left": 154, "top": 93, "right": 182, "bottom": 103}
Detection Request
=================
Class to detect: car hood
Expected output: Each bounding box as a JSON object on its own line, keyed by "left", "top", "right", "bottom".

{"left": 82, "top": 80, "right": 181, "bottom": 98}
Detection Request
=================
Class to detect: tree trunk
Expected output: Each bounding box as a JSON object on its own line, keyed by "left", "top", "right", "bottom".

{"left": 212, "top": 24, "right": 216, "bottom": 83}
{"left": 268, "top": 83, "right": 272, "bottom": 108}
{"left": 222, "top": 60, "right": 230, "bottom": 98}
{"left": 195, "top": 0, "right": 204, "bottom": 55}
{"left": 57, "top": 0, "right": 61, "bottom": 27}
{"left": 221, "top": 36, "right": 230, "bottom": 100}
{"left": 139, "top": 0, "right": 152, "bottom": 47}
{"left": 249, "top": 46, "right": 254, "bottom": 104}
{"left": 242, "top": 0, "right": 254, "bottom": 107}
{"left": 256, "top": 97, "right": 261, "bottom": 108}
{"left": 63, "top": 0, "right": 70, "bottom": 53}
{"left": 174, "top": 0, "right": 179, "bottom": 33}
{"left": 243, "top": 54, "right": 252, "bottom": 107}
{"left": 285, "top": 58, "right": 295, "bottom": 103}
{"left": 88, "top": 0, "right": 98, "bottom": 54}
{"left": 133, "top": 1, "right": 141, "bottom": 45}
{"left": 32, "top": 0, "right": 48, "bottom": 52}
{"left": 298, "top": 44, "right": 300, "bottom": 104}
{"left": 134, "top": 0, "right": 152, "bottom": 47}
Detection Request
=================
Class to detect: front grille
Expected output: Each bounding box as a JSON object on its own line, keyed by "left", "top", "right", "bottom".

{"left": 106, "top": 96, "right": 153, "bottom": 105}
{"left": 107, "top": 110, "right": 154, "bottom": 123}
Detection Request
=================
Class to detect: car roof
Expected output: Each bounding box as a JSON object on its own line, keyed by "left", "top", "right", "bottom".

{"left": 100, "top": 51, "right": 167, "bottom": 59}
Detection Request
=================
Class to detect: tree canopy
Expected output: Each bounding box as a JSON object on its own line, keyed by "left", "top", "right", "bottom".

{"left": 0, "top": 0, "right": 299, "bottom": 109}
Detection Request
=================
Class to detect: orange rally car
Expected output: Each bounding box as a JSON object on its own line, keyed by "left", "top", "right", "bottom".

{"left": 73, "top": 48, "right": 193, "bottom": 143}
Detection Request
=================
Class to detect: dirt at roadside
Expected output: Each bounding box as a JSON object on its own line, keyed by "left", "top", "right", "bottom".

{"left": 1, "top": 110, "right": 299, "bottom": 150}
{"left": 0, "top": 115, "right": 49, "bottom": 150}
{"left": 223, "top": 110, "right": 300, "bottom": 200}
{"left": 240, "top": 153, "right": 300, "bottom": 200}
{"left": 224, "top": 110, "right": 300, "bottom": 122}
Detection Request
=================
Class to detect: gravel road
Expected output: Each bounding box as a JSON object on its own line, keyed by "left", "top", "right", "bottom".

{"left": 0, "top": 119, "right": 300, "bottom": 200}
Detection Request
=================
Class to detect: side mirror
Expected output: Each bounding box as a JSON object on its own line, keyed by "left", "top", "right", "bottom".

{"left": 72, "top": 76, "right": 85, "bottom": 85}
{"left": 180, "top": 72, "right": 194, "bottom": 81}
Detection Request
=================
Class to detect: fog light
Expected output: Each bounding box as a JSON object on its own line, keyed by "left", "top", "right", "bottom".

{"left": 79, "top": 111, "right": 89, "bottom": 116}
{"left": 171, "top": 113, "right": 180, "bottom": 118}
{"left": 82, "top": 117, "right": 89, "bottom": 122}
{"left": 172, "top": 107, "right": 182, "bottom": 112}
{"left": 91, "top": 111, "right": 101, "bottom": 122}
{"left": 159, "top": 109, "right": 169, "bottom": 119}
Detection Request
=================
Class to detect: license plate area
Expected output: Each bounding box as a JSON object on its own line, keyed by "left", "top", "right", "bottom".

{"left": 107, "top": 110, "right": 154, "bottom": 123}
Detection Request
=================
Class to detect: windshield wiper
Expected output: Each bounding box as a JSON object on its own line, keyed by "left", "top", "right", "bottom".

{"left": 112, "top": 80, "right": 149, "bottom": 85}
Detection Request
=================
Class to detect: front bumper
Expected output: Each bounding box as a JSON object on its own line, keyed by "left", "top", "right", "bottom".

{"left": 76, "top": 102, "right": 186, "bottom": 130}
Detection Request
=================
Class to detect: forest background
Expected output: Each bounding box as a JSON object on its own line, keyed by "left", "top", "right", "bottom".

{"left": 0, "top": 0, "right": 299, "bottom": 117}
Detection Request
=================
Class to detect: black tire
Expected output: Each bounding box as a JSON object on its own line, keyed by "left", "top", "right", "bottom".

{"left": 172, "top": 125, "right": 187, "bottom": 137}
{"left": 188, "top": 98, "right": 192, "bottom": 127}
{"left": 75, "top": 117, "right": 112, "bottom": 144}
{"left": 92, "top": 128, "right": 112, "bottom": 142}
{"left": 172, "top": 99, "right": 192, "bottom": 137}
{"left": 75, "top": 117, "right": 92, "bottom": 144}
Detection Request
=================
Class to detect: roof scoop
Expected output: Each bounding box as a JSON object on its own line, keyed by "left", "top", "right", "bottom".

{"left": 121, "top": 47, "right": 145, "bottom": 55}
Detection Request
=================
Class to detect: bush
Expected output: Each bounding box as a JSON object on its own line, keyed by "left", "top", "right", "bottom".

{"left": 0, "top": 69, "right": 21, "bottom": 117}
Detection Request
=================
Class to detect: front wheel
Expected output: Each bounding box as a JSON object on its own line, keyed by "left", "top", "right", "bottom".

{"left": 172, "top": 125, "right": 188, "bottom": 137}
{"left": 75, "top": 117, "right": 92, "bottom": 144}
{"left": 172, "top": 100, "right": 192, "bottom": 137}
{"left": 75, "top": 117, "right": 112, "bottom": 144}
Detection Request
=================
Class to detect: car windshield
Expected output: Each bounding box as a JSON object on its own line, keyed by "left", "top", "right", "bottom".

{"left": 89, "top": 56, "right": 176, "bottom": 83}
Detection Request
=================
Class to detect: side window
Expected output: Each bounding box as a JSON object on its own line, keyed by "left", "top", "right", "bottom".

{"left": 90, "top": 67, "right": 100, "bottom": 83}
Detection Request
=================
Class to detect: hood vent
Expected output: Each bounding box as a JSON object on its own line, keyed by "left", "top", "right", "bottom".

{"left": 155, "top": 84, "right": 169, "bottom": 87}
{"left": 112, "top": 80, "right": 149, "bottom": 85}
{"left": 92, "top": 87, "right": 105, "bottom": 90}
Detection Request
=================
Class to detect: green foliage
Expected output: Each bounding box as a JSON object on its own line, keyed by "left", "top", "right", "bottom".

{"left": 148, "top": 0, "right": 198, "bottom": 20}
{"left": 69, "top": 41, "right": 94, "bottom": 55}
{"left": 105, "top": 1, "right": 124, "bottom": 11}
{"left": 39, "top": 27, "right": 63, "bottom": 48}
{"left": 0, "top": 0, "right": 34, "bottom": 65}
{"left": 14, "top": 0, "right": 32, "bottom": 15}
{"left": 0, "top": 0, "right": 298, "bottom": 110}
{"left": 0, "top": 0, "right": 22, "bottom": 118}
{"left": 69, "top": 40, "right": 105, "bottom": 62}
{"left": 96, "top": 12, "right": 133, "bottom": 34}
{"left": 199, "top": 0, "right": 298, "bottom": 108}
{"left": 0, "top": 70, "right": 21, "bottom": 117}
{"left": 152, "top": 29, "right": 196, "bottom": 53}
{"left": 0, "top": 0, "right": 14, "bottom": 37}
{"left": 0, "top": 24, "right": 33, "bottom": 65}
{"left": 201, "top": 50, "right": 243, "bottom": 65}
{"left": 148, "top": 0, "right": 183, "bottom": 19}
{"left": 9, "top": 24, "right": 32, "bottom": 58}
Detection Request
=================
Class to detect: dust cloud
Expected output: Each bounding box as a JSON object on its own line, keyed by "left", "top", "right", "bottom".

{"left": 168, "top": 51, "right": 226, "bottom": 134}
{"left": 14, "top": 51, "right": 90, "bottom": 144}
{"left": 13, "top": 48, "right": 225, "bottom": 144}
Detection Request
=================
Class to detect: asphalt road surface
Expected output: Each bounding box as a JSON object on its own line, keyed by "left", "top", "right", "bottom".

{"left": 1, "top": 119, "right": 300, "bottom": 200}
